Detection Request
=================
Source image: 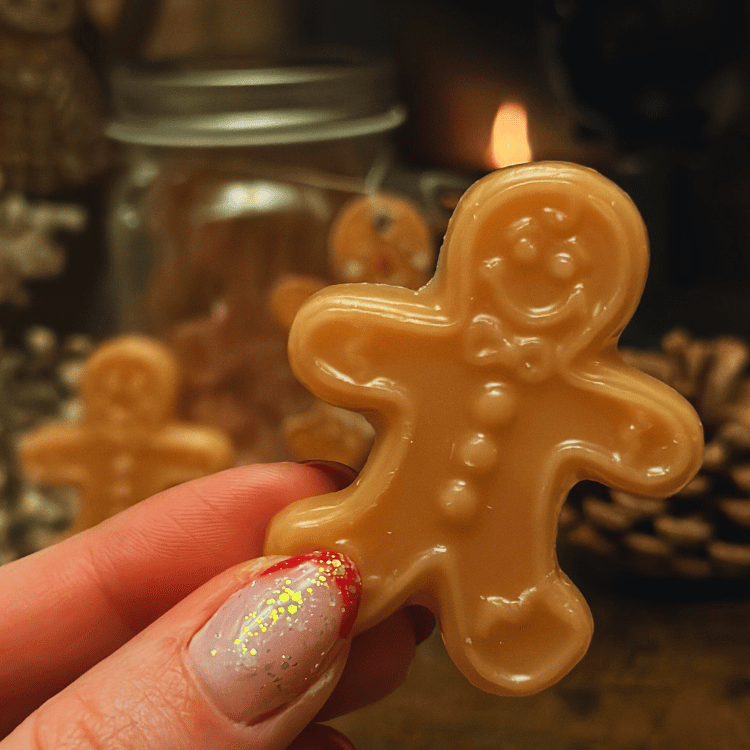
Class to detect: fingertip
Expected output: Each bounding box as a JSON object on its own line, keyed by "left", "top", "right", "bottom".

{"left": 316, "top": 607, "right": 418, "bottom": 721}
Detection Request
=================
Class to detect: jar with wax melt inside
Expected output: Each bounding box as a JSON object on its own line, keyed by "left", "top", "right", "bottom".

{"left": 106, "top": 51, "right": 465, "bottom": 466}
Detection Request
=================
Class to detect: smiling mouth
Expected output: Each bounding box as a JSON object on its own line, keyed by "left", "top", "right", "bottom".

{"left": 495, "top": 282, "right": 588, "bottom": 329}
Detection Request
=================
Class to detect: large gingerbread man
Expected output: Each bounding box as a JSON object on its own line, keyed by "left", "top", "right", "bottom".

{"left": 264, "top": 162, "right": 704, "bottom": 695}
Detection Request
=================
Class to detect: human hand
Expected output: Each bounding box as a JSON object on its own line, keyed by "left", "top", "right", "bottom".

{"left": 0, "top": 461, "right": 433, "bottom": 749}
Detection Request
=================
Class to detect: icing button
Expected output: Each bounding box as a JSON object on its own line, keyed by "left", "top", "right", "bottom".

{"left": 457, "top": 432, "right": 498, "bottom": 472}
{"left": 439, "top": 478, "right": 479, "bottom": 523}
{"left": 473, "top": 382, "right": 517, "bottom": 425}
{"left": 112, "top": 451, "right": 134, "bottom": 475}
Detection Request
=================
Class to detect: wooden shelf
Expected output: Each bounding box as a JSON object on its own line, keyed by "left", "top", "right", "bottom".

{"left": 331, "top": 571, "right": 750, "bottom": 749}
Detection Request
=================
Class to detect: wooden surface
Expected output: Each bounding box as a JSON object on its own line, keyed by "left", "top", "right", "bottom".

{"left": 330, "top": 560, "right": 750, "bottom": 750}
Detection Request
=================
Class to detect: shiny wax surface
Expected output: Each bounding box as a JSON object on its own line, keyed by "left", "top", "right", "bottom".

{"left": 264, "top": 162, "right": 704, "bottom": 695}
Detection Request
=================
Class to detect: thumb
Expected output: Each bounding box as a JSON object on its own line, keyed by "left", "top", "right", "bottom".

{"left": 4, "top": 552, "right": 361, "bottom": 750}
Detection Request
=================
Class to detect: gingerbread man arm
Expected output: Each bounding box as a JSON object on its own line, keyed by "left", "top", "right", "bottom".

{"left": 559, "top": 362, "right": 703, "bottom": 497}
{"left": 147, "top": 426, "right": 234, "bottom": 494}
{"left": 288, "top": 283, "right": 444, "bottom": 417}
{"left": 19, "top": 423, "right": 89, "bottom": 487}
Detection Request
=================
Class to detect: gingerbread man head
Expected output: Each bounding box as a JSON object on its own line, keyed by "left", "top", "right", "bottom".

{"left": 441, "top": 163, "right": 649, "bottom": 377}
{"left": 82, "top": 336, "right": 179, "bottom": 433}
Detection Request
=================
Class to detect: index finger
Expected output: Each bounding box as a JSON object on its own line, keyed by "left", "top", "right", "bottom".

{"left": 0, "top": 461, "right": 354, "bottom": 736}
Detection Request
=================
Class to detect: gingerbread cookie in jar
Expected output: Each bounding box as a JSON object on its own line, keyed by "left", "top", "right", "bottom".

{"left": 106, "top": 50, "right": 465, "bottom": 465}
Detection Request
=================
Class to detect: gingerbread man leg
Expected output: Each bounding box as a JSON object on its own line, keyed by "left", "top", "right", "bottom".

{"left": 436, "top": 551, "right": 593, "bottom": 696}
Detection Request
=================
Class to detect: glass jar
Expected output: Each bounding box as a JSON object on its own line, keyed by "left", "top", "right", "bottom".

{"left": 105, "top": 50, "right": 466, "bottom": 466}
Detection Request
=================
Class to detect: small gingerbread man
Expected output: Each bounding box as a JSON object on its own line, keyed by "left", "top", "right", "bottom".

{"left": 20, "top": 335, "right": 234, "bottom": 535}
{"left": 265, "top": 162, "right": 704, "bottom": 696}
{"left": 268, "top": 193, "right": 435, "bottom": 466}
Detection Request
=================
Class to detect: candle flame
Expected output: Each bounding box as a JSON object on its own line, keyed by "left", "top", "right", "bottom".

{"left": 487, "top": 101, "right": 532, "bottom": 169}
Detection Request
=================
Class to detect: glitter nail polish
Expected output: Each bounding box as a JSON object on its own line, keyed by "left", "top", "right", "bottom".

{"left": 188, "top": 551, "right": 361, "bottom": 724}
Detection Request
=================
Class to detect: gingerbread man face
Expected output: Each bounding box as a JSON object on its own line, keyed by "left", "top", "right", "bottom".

{"left": 265, "top": 162, "right": 703, "bottom": 696}
{"left": 328, "top": 193, "right": 435, "bottom": 289}
{"left": 82, "top": 338, "right": 179, "bottom": 432}
{"left": 444, "top": 164, "right": 646, "bottom": 376}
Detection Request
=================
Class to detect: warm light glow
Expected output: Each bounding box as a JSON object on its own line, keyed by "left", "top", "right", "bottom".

{"left": 487, "top": 102, "right": 532, "bottom": 169}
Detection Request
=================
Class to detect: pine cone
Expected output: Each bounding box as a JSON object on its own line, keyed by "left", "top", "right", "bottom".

{"left": 561, "top": 329, "right": 750, "bottom": 579}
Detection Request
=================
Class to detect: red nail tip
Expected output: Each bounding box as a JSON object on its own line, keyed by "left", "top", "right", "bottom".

{"left": 262, "top": 551, "right": 361, "bottom": 638}
{"left": 288, "top": 723, "right": 356, "bottom": 750}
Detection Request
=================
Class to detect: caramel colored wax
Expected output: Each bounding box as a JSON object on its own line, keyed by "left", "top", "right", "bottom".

{"left": 21, "top": 335, "right": 234, "bottom": 535}
{"left": 328, "top": 193, "right": 435, "bottom": 287}
{"left": 264, "top": 162, "right": 704, "bottom": 696}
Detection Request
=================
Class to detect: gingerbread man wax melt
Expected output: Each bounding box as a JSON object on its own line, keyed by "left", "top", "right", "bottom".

{"left": 264, "top": 162, "right": 704, "bottom": 696}
{"left": 20, "top": 335, "right": 234, "bottom": 535}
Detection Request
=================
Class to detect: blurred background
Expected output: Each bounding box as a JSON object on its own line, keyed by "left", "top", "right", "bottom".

{"left": 4, "top": 0, "right": 750, "bottom": 346}
{"left": 3, "top": 2, "right": 750, "bottom": 748}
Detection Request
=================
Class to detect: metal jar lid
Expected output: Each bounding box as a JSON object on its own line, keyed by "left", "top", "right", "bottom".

{"left": 106, "top": 49, "right": 407, "bottom": 148}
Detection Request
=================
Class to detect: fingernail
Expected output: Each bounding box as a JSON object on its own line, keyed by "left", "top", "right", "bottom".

{"left": 188, "top": 552, "right": 361, "bottom": 725}
{"left": 297, "top": 460, "right": 358, "bottom": 490}
{"left": 404, "top": 605, "right": 437, "bottom": 646}
{"left": 288, "top": 723, "right": 356, "bottom": 749}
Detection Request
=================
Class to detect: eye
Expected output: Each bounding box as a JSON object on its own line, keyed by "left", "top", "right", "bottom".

{"left": 372, "top": 210, "right": 393, "bottom": 236}
{"left": 548, "top": 251, "right": 576, "bottom": 281}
